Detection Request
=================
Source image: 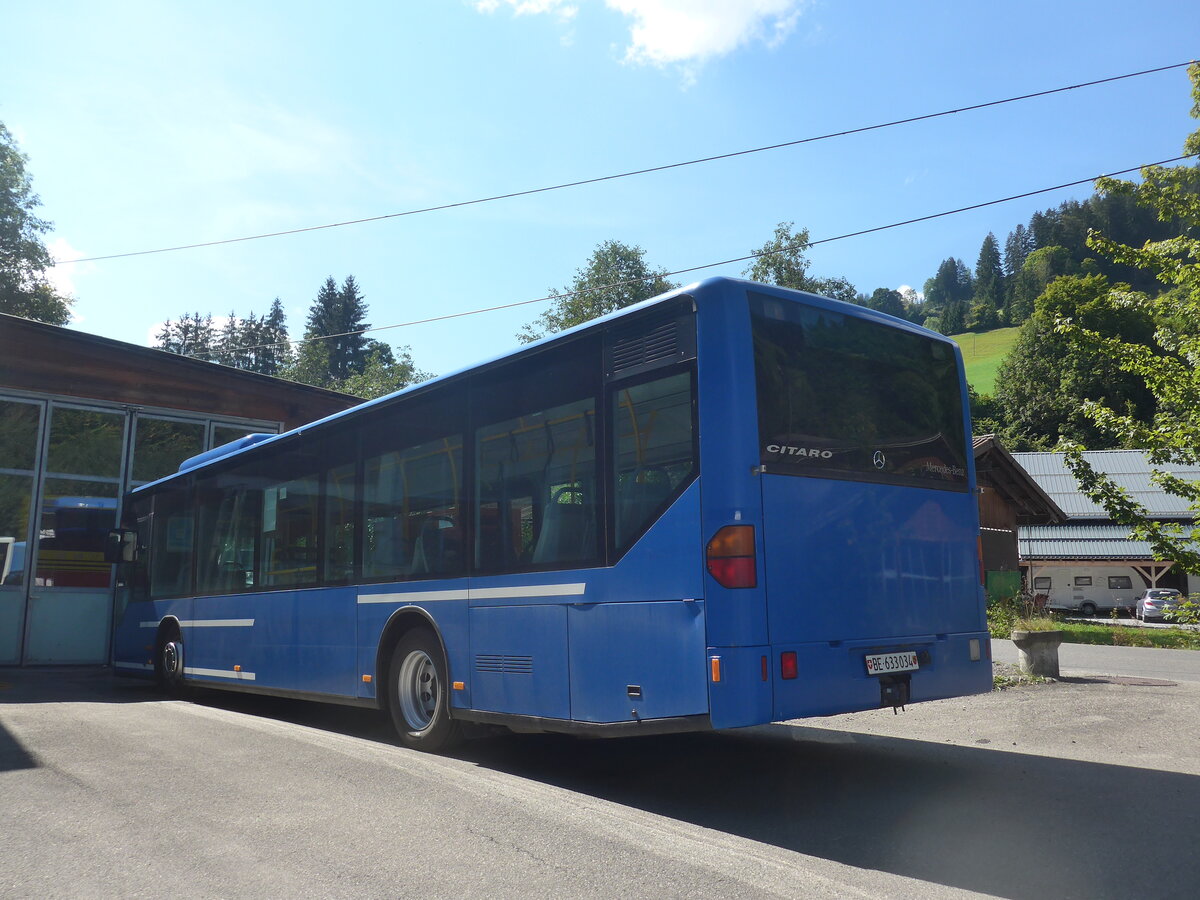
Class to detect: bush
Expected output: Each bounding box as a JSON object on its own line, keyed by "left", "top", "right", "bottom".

{"left": 1165, "top": 595, "right": 1200, "bottom": 626}
{"left": 988, "top": 592, "right": 1059, "bottom": 638}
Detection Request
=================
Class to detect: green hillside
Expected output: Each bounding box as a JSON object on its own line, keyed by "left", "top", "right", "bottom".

{"left": 948, "top": 326, "right": 1020, "bottom": 395}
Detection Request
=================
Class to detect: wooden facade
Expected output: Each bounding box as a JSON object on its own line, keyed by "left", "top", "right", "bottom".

{"left": 1, "top": 314, "right": 355, "bottom": 428}
{"left": 973, "top": 435, "right": 1065, "bottom": 597}
{"left": 0, "top": 314, "right": 360, "bottom": 666}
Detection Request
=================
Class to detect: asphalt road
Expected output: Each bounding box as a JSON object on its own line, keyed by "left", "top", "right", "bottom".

{"left": 2, "top": 658, "right": 1199, "bottom": 900}
{"left": 992, "top": 637, "right": 1200, "bottom": 683}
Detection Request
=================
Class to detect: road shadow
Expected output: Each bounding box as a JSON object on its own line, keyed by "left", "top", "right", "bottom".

{"left": 0, "top": 721, "right": 36, "bottom": 773}
{"left": 0, "top": 667, "right": 155, "bottom": 705}
{"left": 0, "top": 668, "right": 158, "bottom": 772}
{"left": 6, "top": 670, "right": 1198, "bottom": 898}
{"left": 456, "top": 722, "right": 1200, "bottom": 900}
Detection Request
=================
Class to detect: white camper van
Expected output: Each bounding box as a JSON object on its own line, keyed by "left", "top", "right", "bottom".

{"left": 1029, "top": 567, "right": 1142, "bottom": 616}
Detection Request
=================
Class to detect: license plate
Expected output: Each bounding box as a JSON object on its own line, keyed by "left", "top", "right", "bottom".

{"left": 864, "top": 651, "right": 919, "bottom": 675}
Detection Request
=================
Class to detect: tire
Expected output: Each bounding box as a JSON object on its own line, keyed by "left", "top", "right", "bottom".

{"left": 388, "top": 627, "right": 461, "bottom": 753}
{"left": 156, "top": 625, "right": 186, "bottom": 695}
{"left": 1080, "top": 603, "right": 1097, "bottom": 617}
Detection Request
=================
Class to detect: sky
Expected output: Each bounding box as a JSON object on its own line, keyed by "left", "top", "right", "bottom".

{"left": 2, "top": 0, "right": 1198, "bottom": 380}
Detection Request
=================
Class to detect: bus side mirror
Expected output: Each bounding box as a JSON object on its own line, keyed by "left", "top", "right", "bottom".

{"left": 104, "top": 529, "right": 138, "bottom": 564}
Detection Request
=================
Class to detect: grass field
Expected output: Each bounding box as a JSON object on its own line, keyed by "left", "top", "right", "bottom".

{"left": 948, "top": 326, "right": 1020, "bottom": 395}
{"left": 1058, "top": 621, "right": 1200, "bottom": 651}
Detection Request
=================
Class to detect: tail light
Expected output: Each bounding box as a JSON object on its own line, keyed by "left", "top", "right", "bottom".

{"left": 706, "top": 525, "right": 756, "bottom": 588}
{"left": 780, "top": 651, "right": 798, "bottom": 680}
{"left": 977, "top": 536, "right": 986, "bottom": 586}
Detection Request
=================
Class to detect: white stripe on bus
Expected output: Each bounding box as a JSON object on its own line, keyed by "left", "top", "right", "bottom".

{"left": 470, "top": 583, "right": 586, "bottom": 599}
{"left": 139, "top": 619, "right": 255, "bottom": 628}
{"left": 356, "top": 583, "right": 587, "bottom": 605}
{"left": 184, "top": 667, "right": 256, "bottom": 681}
{"left": 358, "top": 589, "right": 470, "bottom": 604}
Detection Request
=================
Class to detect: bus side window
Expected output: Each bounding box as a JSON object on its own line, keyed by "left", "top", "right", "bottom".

{"left": 472, "top": 337, "right": 600, "bottom": 574}
{"left": 323, "top": 461, "right": 356, "bottom": 584}
{"left": 260, "top": 473, "right": 320, "bottom": 589}
{"left": 362, "top": 423, "right": 464, "bottom": 583}
{"left": 611, "top": 370, "right": 696, "bottom": 552}
{"left": 196, "top": 475, "right": 261, "bottom": 595}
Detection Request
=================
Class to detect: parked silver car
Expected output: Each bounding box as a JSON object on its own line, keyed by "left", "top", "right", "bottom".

{"left": 1136, "top": 588, "right": 1183, "bottom": 621}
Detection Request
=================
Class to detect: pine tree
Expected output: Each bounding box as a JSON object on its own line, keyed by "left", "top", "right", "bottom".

{"left": 255, "top": 298, "right": 290, "bottom": 375}
{"left": 217, "top": 310, "right": 247, "bottom": 368}
{"left": 336, "top": 275, "right": 371, "bottom": 379}
{"left": 303, "top": 276, "right": 371, "bottom": 382}
{"left": 968, "top": 233, "right": 1004, "bottom": 329}
{"left": 923, "top": 258, "right": 973, "bottom": 312}
{"left": 155, "top": 312, "right": 216, "bottom": 358}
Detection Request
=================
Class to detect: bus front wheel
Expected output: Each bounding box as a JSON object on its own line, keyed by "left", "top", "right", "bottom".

{"left": 156, "top": 626, "right": 186, "bottom": 695}
{"left": 388, "top": 628, "right": 460, "bottom": 753}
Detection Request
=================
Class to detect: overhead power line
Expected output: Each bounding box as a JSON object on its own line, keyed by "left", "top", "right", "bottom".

{"left": 61, "top": 60, "right": 1195, "bottom": 266}
{"left": 188, "top": 152, "right": 1197, "bottom": 361}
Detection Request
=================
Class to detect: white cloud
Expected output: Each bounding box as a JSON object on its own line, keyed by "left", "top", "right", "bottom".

{"left": 474, "top": 0, "right": 806, "bottom": 69}
{"left": 608, "top": 0, "right": 804, "bottom": 67}
{"left": 45, "top": 237, "right": 88, "bottom": 299}
{"left": 475, "top": 0, "right": 579, "bottom": 22}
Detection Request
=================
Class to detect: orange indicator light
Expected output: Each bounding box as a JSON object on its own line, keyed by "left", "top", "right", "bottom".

{"left": 706, "top": 525, "right": 757, "bottom": 588}
{"left": 233, "top": 665, "right": 241, "bottom": 673}
{"left": 452, "top": 681, "right": 465, "bottom": 691}
{"left": 710, "top": 656, "right": 722, "bottom": 682}
{"left": 362, "top": 674, "right": 373, "bottom": 684}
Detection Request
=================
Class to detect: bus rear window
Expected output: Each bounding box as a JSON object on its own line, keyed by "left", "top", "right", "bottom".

{"left": 750, "top": 293, "right": 969, "bottom": 491}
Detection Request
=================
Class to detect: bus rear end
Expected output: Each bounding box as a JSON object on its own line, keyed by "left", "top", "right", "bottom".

{"left": 700, "top": 283, "right": 992, "bottom": 728}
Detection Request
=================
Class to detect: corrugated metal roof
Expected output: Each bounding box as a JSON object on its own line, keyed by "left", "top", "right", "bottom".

{"left": 1017, "top": 523, "right": 1200, "bottom": 560}
{"left": 1011, "top": 450, "right": 1200, "bottom": 520}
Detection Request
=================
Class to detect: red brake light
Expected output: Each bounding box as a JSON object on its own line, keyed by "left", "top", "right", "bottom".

{"left": 706, "top": 525, "right": 757, "bottom": 588}
{"left": 781, "top": 651, "right": 798, "bottom": 680}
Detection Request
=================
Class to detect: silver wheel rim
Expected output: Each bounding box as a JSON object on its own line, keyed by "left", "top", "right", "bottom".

{"left": 162, "top": 641, "right": 181, "bottom": 678}
{"left": 398, "top": 648, "right": 438, "bottom": 731}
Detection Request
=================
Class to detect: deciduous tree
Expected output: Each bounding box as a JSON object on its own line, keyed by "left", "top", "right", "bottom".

{"left": 866, "top": 287, "right": 906, "bottom": 318}
{"left": 994, "top": 273, "right": 1157, "bottom": 450}
{"left": 518, "top": 239, "right": 675, "bottom": 343}
{"left": 742, "top": 222, "right": 859, "bottom": 302}
{"left": 1059, "top": 62, "right": 1200, "bottom": 571}
{"left": 0, "top": 122, "right": 72, "bottom": 325}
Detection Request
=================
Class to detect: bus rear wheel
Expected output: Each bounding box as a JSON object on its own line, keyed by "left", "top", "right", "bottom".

{"left": 388, "top": 628, "right": 460, "bottom": 753}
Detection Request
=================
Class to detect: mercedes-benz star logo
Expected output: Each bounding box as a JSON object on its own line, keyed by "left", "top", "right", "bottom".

{"left": 873, "top": 451, "right": 886, "bottom": 470}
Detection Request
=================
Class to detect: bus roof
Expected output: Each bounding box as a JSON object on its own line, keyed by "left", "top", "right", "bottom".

{"left": 139, "top": 276, "right": 954, "bottom": 493}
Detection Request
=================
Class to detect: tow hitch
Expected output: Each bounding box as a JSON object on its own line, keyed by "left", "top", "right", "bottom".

{"left": 879, "top": 674, "right": 910, "bottom": 713}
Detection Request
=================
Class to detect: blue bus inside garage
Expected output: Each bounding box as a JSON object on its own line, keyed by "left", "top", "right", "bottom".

{"left": 111, "top": 276, "right": 992, "bottom": 752}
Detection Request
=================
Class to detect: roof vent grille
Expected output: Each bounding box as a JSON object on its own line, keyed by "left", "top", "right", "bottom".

{"left": 611, "top": 319, "right": 678, "bottom": 375}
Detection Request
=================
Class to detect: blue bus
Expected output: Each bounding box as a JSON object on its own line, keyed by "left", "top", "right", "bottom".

{"left": 111, "top": 276, "right": 992, "bottom": 751}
